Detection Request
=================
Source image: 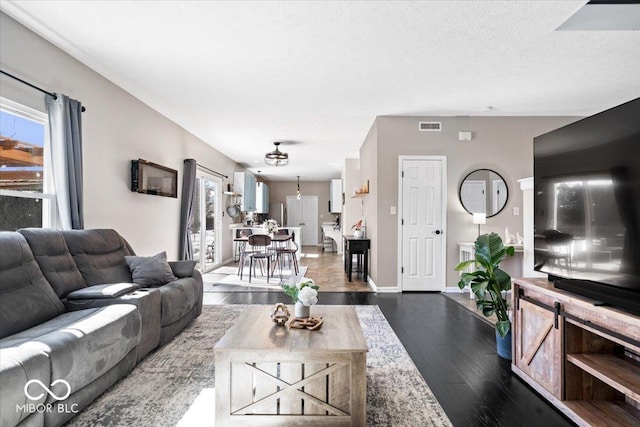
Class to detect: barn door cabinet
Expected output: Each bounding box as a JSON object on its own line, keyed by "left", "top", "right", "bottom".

{"left": 512, "top": 279, "right": 640, "bottom": 427}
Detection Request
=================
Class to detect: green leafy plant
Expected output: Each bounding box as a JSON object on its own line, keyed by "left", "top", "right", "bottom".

{"left": 455, "top": 232, "right": 515, "bottom": 338}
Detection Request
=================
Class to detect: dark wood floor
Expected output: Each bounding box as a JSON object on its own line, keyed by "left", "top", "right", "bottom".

{"left": 204, "top": 291, "right": 574, "bottom": 427}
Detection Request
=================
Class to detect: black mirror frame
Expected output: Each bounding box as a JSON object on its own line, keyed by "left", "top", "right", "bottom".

{"left": 458, "top": 168, "right": 509, "bottom": 218}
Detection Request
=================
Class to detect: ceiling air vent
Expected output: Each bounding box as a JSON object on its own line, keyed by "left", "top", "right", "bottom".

{"left": 418, "top": 122, "right": 442, "bottom": 132}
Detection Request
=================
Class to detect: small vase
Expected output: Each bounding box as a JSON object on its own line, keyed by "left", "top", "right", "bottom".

{"left": 295, "top": 301, "right": 310, "bottom": 318}
{"left": 354, "top": 229, "right": 364, "bottom": 238}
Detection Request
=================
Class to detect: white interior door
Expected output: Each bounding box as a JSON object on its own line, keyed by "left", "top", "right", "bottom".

{"left": 400, "top": 157, "right": 446, "bottom": 291}
{"left": 460, "top": 180, "right": 486, "bottom": 214}
{"left": 286, "top": 196, "right": 318, "bottom": 245}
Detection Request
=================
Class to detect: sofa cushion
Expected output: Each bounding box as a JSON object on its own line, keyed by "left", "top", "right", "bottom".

{"left": 157, "top": 278, "right": 200, "bottom": 326}
{"left": 169, "top": 260, "right": 197, "bottom": 278}
{"left": 18, "top": 228, "right": 87, "bottom": 298}
{"left": 62, "top": 229, "right": 135, "bottom": 285}
{"left": 0, "top": 346, "right": 51, "bottom": 427}
{"left": 66, "top": 283, "right": 139, "bottom": 300}
{"left": 0, "top": 305, "right": 141, "bottom": 395}
{"left": 0, "top": 232, "right": 65, "bottom": 339}
{"left": 125, "top": 251, "right": 177, "bottom": 286}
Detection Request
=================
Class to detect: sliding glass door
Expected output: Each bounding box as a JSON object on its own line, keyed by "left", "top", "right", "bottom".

{"left": 189, "top": 171, "right": 222, "bottom": 272}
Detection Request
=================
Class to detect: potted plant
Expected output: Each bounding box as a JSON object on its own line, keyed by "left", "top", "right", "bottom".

{"left": 455, "top": 232, "right": 515, "bottom": 359}
{"left": 352, "top": 219, "right": 364, "bottom": 238}
{"left": 282, "top": 278, "right": 319, "bottom": 318}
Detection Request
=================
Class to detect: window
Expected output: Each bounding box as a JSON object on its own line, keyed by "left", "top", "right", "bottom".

{"left": 0, "top": 98, "right": 55, "bottom": 231}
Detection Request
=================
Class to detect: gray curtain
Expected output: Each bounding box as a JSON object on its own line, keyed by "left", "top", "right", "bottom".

{"left": 46, "top": 93, "right": 84, "bottom": 230}
{"left": 179, "top": 159, "right": 197, "bottom": 260}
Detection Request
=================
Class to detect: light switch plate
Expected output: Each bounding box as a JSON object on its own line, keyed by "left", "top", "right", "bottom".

{"left": 513, "top": 207, "right": 520, "bottom": 216}
{"left": 390, "top": 206, "right": 397, "bottom": 215}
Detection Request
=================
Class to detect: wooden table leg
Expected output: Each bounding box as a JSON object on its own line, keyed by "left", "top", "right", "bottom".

{"left": 351, "top": 351, "right": 367, "bottom": 426}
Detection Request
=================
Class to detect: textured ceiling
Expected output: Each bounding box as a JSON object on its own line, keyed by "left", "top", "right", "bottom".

{"left": 2, "top": 1, "right": 640, "bottom": 180}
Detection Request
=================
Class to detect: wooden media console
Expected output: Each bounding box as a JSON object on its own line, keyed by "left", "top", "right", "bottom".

{"left": 512, "top": 278, "right": 640, "bottom": 426}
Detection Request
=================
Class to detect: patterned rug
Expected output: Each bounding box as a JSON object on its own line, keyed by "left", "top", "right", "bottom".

{"left": 65, "top": 305, "right": 452, "bottom": 427}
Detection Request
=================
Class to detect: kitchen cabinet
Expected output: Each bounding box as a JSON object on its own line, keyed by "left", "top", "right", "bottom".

{"left": 233, "top": 172, "right": 256, "bottom": 212}
{"left": 255, "top": 181, "right": 269, "bottom": 213}
{"left": 329, "top": 179, "right": 342, "bottom": 213}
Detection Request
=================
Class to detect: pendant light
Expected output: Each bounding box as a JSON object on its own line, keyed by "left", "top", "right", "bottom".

{"left": 297, "top": 176, "right": 301, "bottom": 200}
{"left": 264, "top": 142, "right": 289, "bottom": 167}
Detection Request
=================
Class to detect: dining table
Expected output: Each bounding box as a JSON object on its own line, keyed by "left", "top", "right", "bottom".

{"left": 234, "top": 234, "right": 293, "bottom": 278}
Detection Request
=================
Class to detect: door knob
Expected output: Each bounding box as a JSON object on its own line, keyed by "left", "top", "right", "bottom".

{"left": 434, "top": 230, "right": 442, "bottom": 235}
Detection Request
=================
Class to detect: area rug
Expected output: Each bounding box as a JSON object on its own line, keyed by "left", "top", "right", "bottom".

{"left": 65, "top": 305, "right": 452, "bottom": 427}
{"left": 202, "top": 266, "right": 308, "bottom": 292}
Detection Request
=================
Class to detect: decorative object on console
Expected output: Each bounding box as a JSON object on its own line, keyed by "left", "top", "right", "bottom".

{"left": 473, "top": 213, "right": 486, "bottom": 237}
{"left": 282, "top": 277, "right": 319, "bottom": 318}
{"left": 455, "top": 232, "right": 515, "bottom": 359}
{"left": 504, "top": 227, "right": 515, "bottom": 244}
{"left": 264, "top": 141, "right": 289, "bottom": 167}
{"left": 352, "top": 219, "right": 365, "bottom": 238}
{"left": 270, "top": 303, "right": 290, "bottom": 326}
{"left": 516, "top": 231, "right": 524, "bottom": 245}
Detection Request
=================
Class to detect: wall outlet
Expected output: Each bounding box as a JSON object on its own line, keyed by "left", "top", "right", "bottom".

{"left": 390, "top": 206, "right": 397, "bottom": 215}
{"left": 513, "top": 207, "right": 520, "bottom": 216}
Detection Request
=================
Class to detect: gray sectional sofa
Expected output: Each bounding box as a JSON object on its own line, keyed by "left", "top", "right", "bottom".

{"left": 0, "top": 229, "right": 203, "bottom": 427}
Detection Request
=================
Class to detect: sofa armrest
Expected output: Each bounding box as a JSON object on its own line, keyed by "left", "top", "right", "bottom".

{"left": 66, "top": 283, "right": 139, "bottom": 300}
{"left": 169, "top": 260, "right": 197, "bottom": 278}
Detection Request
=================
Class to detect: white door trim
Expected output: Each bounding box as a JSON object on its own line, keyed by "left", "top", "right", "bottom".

{"left": 397, "top": 155, "right": 447, "bottom": 292}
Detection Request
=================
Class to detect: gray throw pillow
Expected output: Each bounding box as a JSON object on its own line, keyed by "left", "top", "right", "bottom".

{"left": 125, "top": 251, "right": 178, "bottom": 287}
{"left": 169, "top": 260, "right": 197, "bottom": 278}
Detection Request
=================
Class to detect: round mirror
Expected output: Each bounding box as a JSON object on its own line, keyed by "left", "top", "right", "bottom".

{"left": 459, "top": 169, "right": 508, "bottom": 217}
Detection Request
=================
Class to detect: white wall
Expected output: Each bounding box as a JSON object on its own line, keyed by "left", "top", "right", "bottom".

{"left": 367, "top": 115, "right": 579, "bottom": 288}
{"left": 0, "top": 12, "right": 241, "bottom": 260}
{"left": 267, "top": 180, "right": 331, "bottom": 243}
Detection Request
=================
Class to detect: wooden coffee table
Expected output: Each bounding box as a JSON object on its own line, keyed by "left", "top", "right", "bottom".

{"left": 214, "top": 305, "right": 368, "bottom": 426}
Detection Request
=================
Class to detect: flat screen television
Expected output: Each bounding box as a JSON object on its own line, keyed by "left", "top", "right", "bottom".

{"left": 534, "top": 97, "right": 640, "bottom": 315}
{"left": 131, "top": 159, "right": 178, "bottom": 198}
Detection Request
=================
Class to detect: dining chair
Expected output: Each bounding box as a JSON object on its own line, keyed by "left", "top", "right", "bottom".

{"left": 241, "top": 234, "right": 273, "bottom": 283}
{"left": 272, "top": 231, "right": 299, "bottom": 279}
{"left": 234, "top": 229, "right": 253, "bottom": 263}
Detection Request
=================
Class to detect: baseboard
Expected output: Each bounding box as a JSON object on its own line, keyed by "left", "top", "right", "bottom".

{"left": 370, "top": 278, "right": 400, "bottom": 293}
{"left": 445, "top": 286, "right": 467, "bottom": 293}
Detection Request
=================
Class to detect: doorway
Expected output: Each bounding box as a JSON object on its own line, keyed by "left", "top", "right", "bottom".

{"left": 286, "top": 195, "right": 319, "bottom": 245}
{"left": 398, "top": 156, "right": 447, "bottom": 291}
{"left": 189, "top": 170, "right": 222, "bottom": 272}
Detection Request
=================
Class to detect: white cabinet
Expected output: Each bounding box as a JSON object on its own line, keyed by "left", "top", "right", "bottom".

{"left": 255, "top": 182, "right": 269, "bottom": 213}
{"left": 233, "top": 172, "right": 256, "bottom": 212}
{"left": 329, "top": 179, "right": 342, "bottom": 213}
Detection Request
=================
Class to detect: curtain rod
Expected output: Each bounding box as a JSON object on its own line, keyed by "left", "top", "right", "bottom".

{"left": 0, "top": 69, "right": 86, "bottom": 112}
{"left": 196, "top": 163, "right": 228, "bottom": 179}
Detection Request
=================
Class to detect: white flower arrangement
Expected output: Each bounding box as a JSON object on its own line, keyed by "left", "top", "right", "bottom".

{"left": 262, "top": 219, "right": 279, "bottom": 234}
{"left": 282, "top": 278, "right": 319, "bottom": 306}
